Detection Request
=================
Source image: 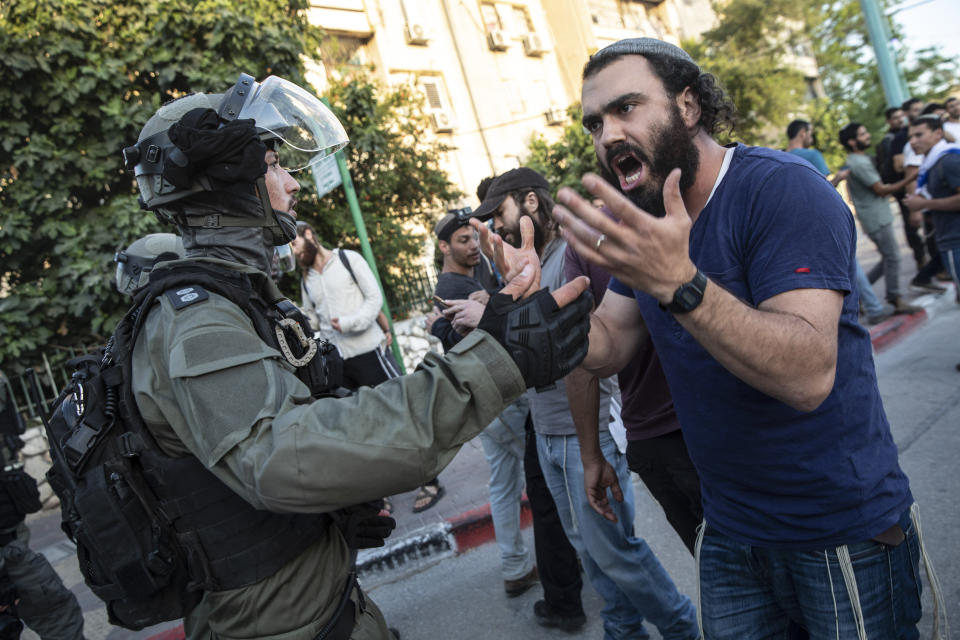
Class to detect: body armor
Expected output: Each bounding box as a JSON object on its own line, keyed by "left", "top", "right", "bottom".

{"left": 44, "top": 261, "right": 343, "bottom": 630}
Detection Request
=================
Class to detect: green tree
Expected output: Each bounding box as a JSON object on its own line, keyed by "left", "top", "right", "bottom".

{"left": 684, "top": 0, "right": 959, "bottom": 157}
{"left": 525, "top": 104, "right": 598, "bottom": 198}
{"left": 686, "top": 0, "right": 810, "bottom": 146}
{"left": 289, "top": 68, "right": 460, "bottom": 314}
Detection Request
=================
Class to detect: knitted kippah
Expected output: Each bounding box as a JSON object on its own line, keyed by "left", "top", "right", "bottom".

{"left": 590, "top": 37, "right": 698, "bottom": 70}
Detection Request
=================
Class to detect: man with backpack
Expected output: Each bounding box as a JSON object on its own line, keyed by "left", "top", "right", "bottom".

{"left": 45, "top": 73, "right": 592, "bottom": 640}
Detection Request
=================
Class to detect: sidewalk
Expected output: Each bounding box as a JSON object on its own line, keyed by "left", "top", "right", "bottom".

{"left": 23, "top": 214, "right": 956, "bottom": 640}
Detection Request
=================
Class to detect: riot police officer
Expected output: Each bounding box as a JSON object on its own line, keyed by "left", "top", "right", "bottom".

{"left": 84, "top": 73, "right": 591, "bottom": 639}
{"left": 0, "top": 371, "right": 85, "bottom": 639}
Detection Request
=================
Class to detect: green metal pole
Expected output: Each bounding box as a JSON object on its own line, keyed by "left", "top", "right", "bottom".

{"left": 859, "top": 0, "right": 910, "bottom": 108}
{"left": 320, "top": 98, "right": 406, "bottom": 373}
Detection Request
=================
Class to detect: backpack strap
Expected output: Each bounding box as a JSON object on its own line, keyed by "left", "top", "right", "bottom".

{"left": 338, "top": 249, "right": 359, "bottom": 288}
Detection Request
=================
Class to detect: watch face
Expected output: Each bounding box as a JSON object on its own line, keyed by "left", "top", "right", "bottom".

{"left": 678, "top": 289, "right": 699, "bottom": 309}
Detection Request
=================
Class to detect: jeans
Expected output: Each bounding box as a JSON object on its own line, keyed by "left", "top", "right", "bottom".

{"left": 896, "top": 198, "right": 927, "bottom": 267}
{"left": 626, "top": 429, "right": 703, "bottom": 555}
{"left": 524, "top": 417, "right": 583, "bottom": 614}
{"left": 941, "top": 246, "right": 960, "bottom": 294}
{"left": 697, "top": 508, "right": 923, "bottom": 640}
{"left": 477, "top": 398, "right": 534, "bottom": 580}
{"left": 866, "top": 223, "right": 901, "bottom": 300}
{"left": 537, "top": 430, "right": 699, "bottom": 640}
{"left": 854, "top": 259, "right": 885, "bottom": 316}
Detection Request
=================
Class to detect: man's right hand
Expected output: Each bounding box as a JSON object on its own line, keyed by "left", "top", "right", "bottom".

{"left": 582, "top": 455, "right": 624, "bottom": 523}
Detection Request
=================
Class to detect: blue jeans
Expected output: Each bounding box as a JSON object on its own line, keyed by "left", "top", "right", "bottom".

{"left": 477, "top": 398, "right": 534, "bottom": 580}
{"left": 855, "top": 259, "right": 885, "bottom": 316}
{"left": 537, "top": 431, "right": 699, "bottom": 640}
{"left": 941, "top": 245, "right": 960, "bottom": 295}
{"left": 697, "top": 508, "right": 923, "bottom": 639}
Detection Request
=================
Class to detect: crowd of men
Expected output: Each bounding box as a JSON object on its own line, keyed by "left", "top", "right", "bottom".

{"left": 6, "top": 36, "right": 954, "bottom": 640}
{"left": 785, "top": 95, "right": 960, "bottom": 327}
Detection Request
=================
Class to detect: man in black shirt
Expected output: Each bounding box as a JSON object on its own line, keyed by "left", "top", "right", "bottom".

{"left": 430, "top": 209, "right": 498, "bottom": 349}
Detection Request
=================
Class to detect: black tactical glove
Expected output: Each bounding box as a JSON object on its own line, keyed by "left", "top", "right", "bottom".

{"left": 331, "top": 501, "right": 397, "bottom": 550}
{"left": 477, "top": 287, "right": 593, "bottom": 390}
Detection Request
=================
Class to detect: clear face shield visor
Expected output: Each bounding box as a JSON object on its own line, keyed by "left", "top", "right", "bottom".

{"left": 274, "top": 243, "right": 297, "bottom": 273}
{"left": 236, "top": 76, "right": 349, "bottom": 173}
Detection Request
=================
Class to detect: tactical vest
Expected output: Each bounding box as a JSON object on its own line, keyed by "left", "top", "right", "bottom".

{"left": 45, "top": 261, "right": 344, "bottom": 630}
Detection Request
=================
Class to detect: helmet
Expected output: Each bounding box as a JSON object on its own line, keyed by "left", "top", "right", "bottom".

{"left": 114, "top": 233, "right": 185, "bottom": 296}
{"left": 122, "top": 74, "right": 348, "bottom": 243}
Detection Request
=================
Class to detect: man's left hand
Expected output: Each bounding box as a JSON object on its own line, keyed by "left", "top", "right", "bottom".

{"left": 903, "top": 193, "right": 929, "bottom": 212}
{"left": 552, "top": 169, "right": 696, "bottom": 303}
{"left": 444, "top": 299, "right": 485, "bottom": 334}
{"left": 468, "top": 289, "right": 490, "bottom": 305}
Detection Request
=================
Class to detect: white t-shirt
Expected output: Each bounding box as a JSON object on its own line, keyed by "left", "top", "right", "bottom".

{"left": 943, "top": 120, "right": 960, "bottom": 144}
{"left": 300, "top": 249, "right": 385, "bottom": 359}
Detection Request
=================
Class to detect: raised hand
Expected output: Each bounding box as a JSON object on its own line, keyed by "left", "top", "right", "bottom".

{"left": 552, "top": 169, "right": 697, "bottom": 303}
{"left": 470, "top": 216, "right": 541, "bottom": 299}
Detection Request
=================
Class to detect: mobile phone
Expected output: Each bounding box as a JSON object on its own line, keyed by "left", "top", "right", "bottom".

{"left": 433, "top": 295, "right": 450, "bottom": 309}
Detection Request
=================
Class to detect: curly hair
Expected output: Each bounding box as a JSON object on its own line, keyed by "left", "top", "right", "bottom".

{"left": 582, "top": 51, "right": 737, "bottom": 137}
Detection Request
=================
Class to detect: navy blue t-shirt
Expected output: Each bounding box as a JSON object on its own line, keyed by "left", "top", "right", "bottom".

{"left": 610, "top": 145, "right": 912, "bottom": 549}
{"left": 926, "top": 152, "right": 960, "bottom": 252}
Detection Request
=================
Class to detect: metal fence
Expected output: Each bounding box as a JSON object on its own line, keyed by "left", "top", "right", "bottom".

{"left": 385, "top": 263, "right": 438, "bottom": 320}
{"left": 3, "top": 345, "right": 100, "bottom": 422}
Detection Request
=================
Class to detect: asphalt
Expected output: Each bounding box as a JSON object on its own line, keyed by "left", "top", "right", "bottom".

{"left": 21, "top": 214, "right": 958, "bottom": 640}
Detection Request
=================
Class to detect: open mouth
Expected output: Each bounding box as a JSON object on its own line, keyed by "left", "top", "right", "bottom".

{"left": 612, "top": 151, "right": 644, "bottom": 191}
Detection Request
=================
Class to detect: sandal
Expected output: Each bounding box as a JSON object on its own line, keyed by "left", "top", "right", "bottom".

{"left": 412, "top": 482, "right": 445, "bottom": 514}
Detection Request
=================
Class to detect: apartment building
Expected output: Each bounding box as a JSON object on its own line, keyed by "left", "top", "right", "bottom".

{"left": 306, "top": 0, "right": 717, "bottom": 208}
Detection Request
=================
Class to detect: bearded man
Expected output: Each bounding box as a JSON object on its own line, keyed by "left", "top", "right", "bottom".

{"left": 548, "top": 38, "right": 940, "bottom": 639}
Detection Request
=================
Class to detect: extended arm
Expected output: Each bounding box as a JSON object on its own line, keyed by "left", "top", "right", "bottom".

{"left": 136, "top": 295, "right": 526, "bottom": 513}
{"left": 871, "top": 176, "right": 911, "bottom": 196}
{"left": 554, "top": 170, "right": 841, "bottom": 413}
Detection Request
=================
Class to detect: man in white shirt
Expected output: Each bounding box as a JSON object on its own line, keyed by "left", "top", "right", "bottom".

{"left": 293, "top": 221, "right": 445, "bottom": 514}
{"left": 293, "top": 221, "right": 399, "bottom": 387}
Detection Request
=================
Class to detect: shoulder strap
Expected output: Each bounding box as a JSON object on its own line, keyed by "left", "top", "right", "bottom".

{"left": 338, "top": 249, "right": 359, "bottom": 287}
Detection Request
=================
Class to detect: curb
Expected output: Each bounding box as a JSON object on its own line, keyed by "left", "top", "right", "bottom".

{"left": 356, "top": 498, "right": 533, "bottom": 577}
{"left": 869, "top": 309, "right": 928, "bottom": 352}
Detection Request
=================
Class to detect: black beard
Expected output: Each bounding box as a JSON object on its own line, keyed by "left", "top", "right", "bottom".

{"left": 298, "top": 237, "right": 318, "bottom": 268}
{"left": 598, "top": 105, "right": 700, "bottom": 217}
{"left": 499, "top": 212, "right": 545, "bottom": 254}
{"left": 856, "top": 139, "right": 871, "bottom": 151}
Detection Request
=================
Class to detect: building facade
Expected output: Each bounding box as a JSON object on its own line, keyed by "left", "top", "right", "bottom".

{"left": 306, "top": 0, "right": 717, "bottom": 208}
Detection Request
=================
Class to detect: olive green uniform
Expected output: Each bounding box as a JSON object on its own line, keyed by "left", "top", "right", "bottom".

{"left": 131, "top": 259, "right": 525, "bottom": 639}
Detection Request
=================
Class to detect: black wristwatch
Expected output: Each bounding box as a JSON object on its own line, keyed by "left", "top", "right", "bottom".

{"left": 659, "top": 270, "right": 708, "bottom": 314}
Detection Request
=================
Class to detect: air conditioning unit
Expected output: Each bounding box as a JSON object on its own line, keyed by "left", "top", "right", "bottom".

{"left": 487, "top": 29, "right": 508, "bottom": 51}
{"left": 431, "top": 111, "right": 454, "bottom": 133}
{"left": 545, "top": 106, "right": 566, "bottom": 126}
{"left": 404, "top": 23, "right": 429, "bottom": 46}
{"left": 523, "top": 33, "right": 547, "bottom": 57}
